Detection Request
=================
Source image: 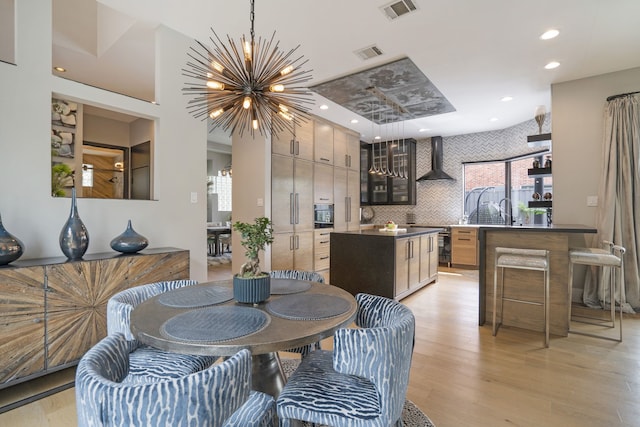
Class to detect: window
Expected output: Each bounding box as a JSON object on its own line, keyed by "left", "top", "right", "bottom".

{"left": 208, "top": 173, "right": 232, "bottom": 211}
{"left": 463, "top": 152, "right": 551, "bottom": 226}
{"left": 81, "top": 164, "right": 94, "bottom": 187}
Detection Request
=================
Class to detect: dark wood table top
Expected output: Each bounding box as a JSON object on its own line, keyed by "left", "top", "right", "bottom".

{"left": 130, "top": 279, "right": 357, "bottom": 357}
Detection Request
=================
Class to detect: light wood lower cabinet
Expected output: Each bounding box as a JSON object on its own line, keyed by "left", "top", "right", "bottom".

{"left": 395, "top": 237, "right": 421, "bottom": 297}
{"left": 420, "top": 233, "right": 438, "bottom": 284}
{"left": 314, "top": 229, "right": 332, "bottom": 272}
{"left": 451, "top": 227, "right": 478, "bottom": 267}
{"left": 0, "top": 248, "right": 189, "bottom": 389}
{"left": 271, "top": 232, "right": 314, "bottom": 272}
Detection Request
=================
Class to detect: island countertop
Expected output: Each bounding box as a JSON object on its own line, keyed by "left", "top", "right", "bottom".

{"left": 332, "top": 227, "right": 442, "bottom": 238}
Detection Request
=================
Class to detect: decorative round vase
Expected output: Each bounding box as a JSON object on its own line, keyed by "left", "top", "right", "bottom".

{"left": 110, "top": 220, "right": 149, "bottom": 253}
{"left": 233, "top": 275, "right": 271, "bottom": 304}
{"left": 59, "top": 187, "right": 89, "bottom": 260}
{"left": 0, "top": 212, "right": 24, "bottom": 266}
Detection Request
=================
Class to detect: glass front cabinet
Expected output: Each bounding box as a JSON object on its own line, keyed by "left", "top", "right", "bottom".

{"left": 361, "top": 139, "right": 416, "bottom": 205}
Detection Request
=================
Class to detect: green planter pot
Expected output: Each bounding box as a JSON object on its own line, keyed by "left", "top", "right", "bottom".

{"left": 233, "top": 275, "right": 271, "bottom": 304}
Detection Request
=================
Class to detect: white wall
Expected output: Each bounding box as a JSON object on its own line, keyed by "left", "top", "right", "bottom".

{"left": 552, "top": 66, "right": 640, "bottom": 227}
{"left": 231, "top": 131, "right": 271, "bottom": 275}
{"left": 0, "top": 1, "right": 209, "bottom": 281}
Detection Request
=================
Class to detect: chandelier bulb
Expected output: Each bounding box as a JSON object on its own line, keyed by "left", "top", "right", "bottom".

{"left": 270, "top": 84, "right": 285, "bottom": 92}
{"left": 278, "top": 111, "right": 293, "bottom": 121}
{"left": 243, "top": 96, "right": 252, "bottom": 109}
{"left": 211, "top": 61, "right": 225, "bottom": 73}
{"left": 243, "top": 40, "right": 252, "bottom": 62}
{"left": 252, "top": 119, "right": 258, "bottom": 130}
{"left": 209, "top": 108, "right": 224, "bottom": 119}
{"left": 280, "top": 65, "right": 293, "bottom": 75}
{"left": 206, "top": 80, "right": 225, "bottom": 90}
{"left": 278, "top": 104, "right": 289, "bottom": 112}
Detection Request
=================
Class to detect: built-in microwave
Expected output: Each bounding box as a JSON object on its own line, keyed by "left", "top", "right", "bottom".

{"left": 314, "top": 204, "right": 334, "bottom": 228}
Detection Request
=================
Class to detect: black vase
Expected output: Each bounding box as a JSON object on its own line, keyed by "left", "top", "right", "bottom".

{"left": 59, "top": 187, "right": 89, "bottom": 260}
{"left": 0, "top": 212, "right": 24, "bottom": 265}
{"left": 110, "top": 220, "right": 149, "bottom": 253}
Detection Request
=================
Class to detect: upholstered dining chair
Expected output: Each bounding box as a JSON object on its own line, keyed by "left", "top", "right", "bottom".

{"left": 76, "top": 334, "right": 276, "bottom": 427}
{"left": 106, "top": 280, "right": 217, "bottom": 383}
{"left": 276, "top": 293, "right": 416, "bottom": 427}
{"left": 269, "top": 269, "right": 325, "bottom": 357}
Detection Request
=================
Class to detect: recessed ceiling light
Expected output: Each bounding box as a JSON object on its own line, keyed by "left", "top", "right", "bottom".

{"left": 350, "top": 119, "right": 359, "bottom": 124}
{"left": 418, "top": 128, "right": 430, "bottom": 132}
{"left": 374, "top": 135, "right": 381, "bottom": 140}
{"left": 545, "top": 61, "right": 560, "bottom": 69}
{"left": 489, "top": 117, "right": 498, "bottom": 122}
{"left": 53, "top": 66, "right": 66, "bottom": 72}
{"left": 501, "top": 96, "right": 513, "bottom": 102}
{"left": 540, "top": 29, "right": 559, "bottom": 40}
{"left": 319, "top": 104, "right": 329, "bottom": 110}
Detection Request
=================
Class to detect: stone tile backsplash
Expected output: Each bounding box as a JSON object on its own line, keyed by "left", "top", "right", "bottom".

{"left": 366, "top": 116, "right": 550, "bottom": 226}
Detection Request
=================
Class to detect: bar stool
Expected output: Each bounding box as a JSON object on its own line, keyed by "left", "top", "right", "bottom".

{"left": 567, "top": 241, "right": 625, "bottom": 342}
{"left": 493, "top": 247, "right": 550, "bottom": 347}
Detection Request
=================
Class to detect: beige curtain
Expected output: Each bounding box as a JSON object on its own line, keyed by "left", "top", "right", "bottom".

{"left": 583, "top": 94, "right": 640, "bottom": 313}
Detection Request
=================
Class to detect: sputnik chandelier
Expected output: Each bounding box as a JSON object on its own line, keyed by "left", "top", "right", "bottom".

{"left": 182, "top": 0, "right": 314, "bottom": 137}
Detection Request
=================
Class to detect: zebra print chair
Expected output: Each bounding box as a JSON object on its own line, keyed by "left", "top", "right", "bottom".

{"left": 106, "top": 280, "right": 217, "bottom": 384}
{"left": 269, "top": 270, "right": 325, "bottom": 357}
{"left": 76, "top": 334, "right": 276, "bottom": 427}
{"left": 276, "top": 293, "right": 416, "bottom": 427}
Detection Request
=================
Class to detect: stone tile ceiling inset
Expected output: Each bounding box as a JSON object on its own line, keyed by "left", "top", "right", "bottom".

{"left": 310, "top": 57, "right": 455, "bottom": 124}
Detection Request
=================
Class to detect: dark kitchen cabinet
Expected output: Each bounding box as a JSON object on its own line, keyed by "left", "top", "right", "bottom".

{"left": 361, "top": 139, "right": 416, "bottom": 205}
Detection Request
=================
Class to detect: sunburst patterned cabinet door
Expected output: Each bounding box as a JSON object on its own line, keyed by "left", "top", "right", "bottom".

{"left": 45, "top": 257, "right": 131, "bottom": 369}
{"left": 0, "top": 266, "right": 46, "bottom": 385}
{"left": 126, "top": 250, "right": 189, "bottom": 286}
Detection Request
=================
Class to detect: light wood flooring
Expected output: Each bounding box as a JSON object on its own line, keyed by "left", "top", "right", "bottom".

{"left": 1, "top": 265, "right": 639, "bottom": 426}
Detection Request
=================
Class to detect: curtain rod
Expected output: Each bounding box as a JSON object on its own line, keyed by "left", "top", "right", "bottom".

{"left": 606, "top": 90, "right": 640, "bottom": 101}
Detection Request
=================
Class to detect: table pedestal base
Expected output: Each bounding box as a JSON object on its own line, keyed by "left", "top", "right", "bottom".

{"left": 252, "top": 353, "right": 303, "bottom": 426}
{"left": 252, "top": 352, "right": 286, "bottom": 398}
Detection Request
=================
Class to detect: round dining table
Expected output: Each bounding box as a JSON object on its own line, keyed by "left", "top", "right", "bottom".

{"left": 130, "top": 278, "right": 357, "bottom": 398}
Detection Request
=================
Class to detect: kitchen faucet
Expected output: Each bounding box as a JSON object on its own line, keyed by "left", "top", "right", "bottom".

{"left": 499, "top": 197, "right": 515, "bottom": 225}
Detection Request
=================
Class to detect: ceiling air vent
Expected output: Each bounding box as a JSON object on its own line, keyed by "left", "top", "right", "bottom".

{"left": 381, "top": 0, "right": 418, "bottom": 20}
{"left": 354, "top": 45, "right": 384, "bottom": 60}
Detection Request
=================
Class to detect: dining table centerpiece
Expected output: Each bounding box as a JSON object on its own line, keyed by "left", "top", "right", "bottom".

{"left": 232, "top": 217, "right": 274, "bottom": 304}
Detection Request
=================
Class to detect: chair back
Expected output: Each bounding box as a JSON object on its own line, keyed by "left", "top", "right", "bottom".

{"left": 270, "top": 269, "right": 325, "bottom": 283}
{"left": 107, "top": 280, "right": 197, "bottom": 340}
{"left": 333, "top": 293, "right": 415, "bottom": 425}
{"left": 76, "top": 334, "right": 256, "bottom": 427}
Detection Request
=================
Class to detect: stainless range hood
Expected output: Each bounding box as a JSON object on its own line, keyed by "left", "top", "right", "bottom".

{"left": 417, "top": 136, "right": 454, "bottom": 181}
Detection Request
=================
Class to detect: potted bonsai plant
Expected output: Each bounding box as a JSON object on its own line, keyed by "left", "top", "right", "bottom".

{"left": 232, "top": 217, "right": 274, "bottom": 303}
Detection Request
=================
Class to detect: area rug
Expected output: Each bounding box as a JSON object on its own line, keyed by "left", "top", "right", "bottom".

{"left": 207, "top": 253, "right": 232, "bottom": 266}
{"left": 280, "top": 358, "right": 436, "bottom": 427}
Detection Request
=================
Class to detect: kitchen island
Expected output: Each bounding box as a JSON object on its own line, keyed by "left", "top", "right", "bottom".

{"left": 330, "top": 227, "right": 441, "bottom": 300}
{"left": 478, "top": 224, "right": 597, "bottom": 337}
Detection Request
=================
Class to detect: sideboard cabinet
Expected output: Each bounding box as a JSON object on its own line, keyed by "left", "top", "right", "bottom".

{"left": 0, "top": 247, "right": 189, "bottom": 389}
